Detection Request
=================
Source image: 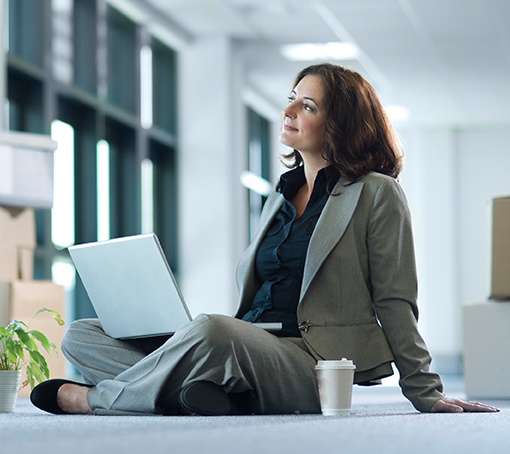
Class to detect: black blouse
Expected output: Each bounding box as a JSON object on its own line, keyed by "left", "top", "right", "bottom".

{"left": 241, "top": 166, "right": 338, "bottom": 337}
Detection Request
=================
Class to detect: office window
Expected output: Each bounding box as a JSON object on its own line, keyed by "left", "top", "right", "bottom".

{"left": 150, "top": 141, "right": 178, "bottom": 271}
{"left": 106, "top": 6, "right": 136, "bottom": 114}
{"left": 73, "top": 0, "right": 97, "bottom": 94}
{"left": 8, "top": 0, "right": 45, "bottom": 68}
{"left": 7, "top": 69, "right": 44, "bottom": 133}
{"left": 246, "top": 108, "right": 271, "bottom": 239}
{"left": 152, "top": 39, "right": 177, "bottom": 135}
{"left": 7, "top": 0, "right": 179, "bottom": 321}
{"left": 52, "top": 0, "right": 73, "bottom": 85}
{"left": 106, "top": 118, "right": 138, "bottom": 239}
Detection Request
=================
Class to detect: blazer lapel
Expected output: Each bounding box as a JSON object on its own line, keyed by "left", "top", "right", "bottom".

{"left": 300, "top": 178, "right": 364, "bottom": 300}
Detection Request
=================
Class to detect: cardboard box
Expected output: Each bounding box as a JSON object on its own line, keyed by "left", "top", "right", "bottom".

{"left": 463, "top": 302, "right": 510, "bottom": 398}
{"left": 18, "top": 247, "right": 34, "bottom": 280}
{"left": 0, "top": 206, "right": 35, "bottom": 281}
{"left": 0, "top": 131, "right": 57, "bottom": 209}
{"left": 0, "top": 245, "right": 17, "bottom": 281}
{"left": 490, "top": 197, "right": 510, "bottom": 300}
{"left": 0, "top": 246, "right": 34, "bottom": 281}
{"left": 0, "top": 281, "right": 66, "bottom": 396}
{"left": 0, "top": 205, "right": 36, "bottom": 248}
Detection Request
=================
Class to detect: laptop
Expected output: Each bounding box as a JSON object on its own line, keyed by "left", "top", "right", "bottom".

{"left": 68, "top": 233, "right": 282, "bottom": 339}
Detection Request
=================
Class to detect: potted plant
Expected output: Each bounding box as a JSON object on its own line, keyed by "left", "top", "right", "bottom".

{"left": 0, "top": 307, "right": 64, "bottom": 412}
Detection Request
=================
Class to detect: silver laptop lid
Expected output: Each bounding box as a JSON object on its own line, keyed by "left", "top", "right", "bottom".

{"left": 68, "top": 233, "right": 192, "bottom": 339}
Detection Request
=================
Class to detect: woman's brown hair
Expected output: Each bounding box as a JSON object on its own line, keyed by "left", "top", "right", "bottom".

{"left": 282, "top": 63, "right": 403, "bottom": 182}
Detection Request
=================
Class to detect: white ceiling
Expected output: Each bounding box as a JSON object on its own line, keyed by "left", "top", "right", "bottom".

{"left": 116, "top": 0, "right": 510, "bottom": 127}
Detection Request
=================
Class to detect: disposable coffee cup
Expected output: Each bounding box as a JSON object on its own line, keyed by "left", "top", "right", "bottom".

{"left": 315, "top": 358, "right": 356, "bottom": 416}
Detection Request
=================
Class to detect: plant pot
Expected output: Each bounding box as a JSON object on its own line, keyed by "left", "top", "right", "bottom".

{"left": 0, "top": 370, "right": 22, "bottom": 413}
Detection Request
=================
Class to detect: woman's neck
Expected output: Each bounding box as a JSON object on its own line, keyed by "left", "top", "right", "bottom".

{"left": 302, "top": 155, "right": 330, "bottom": 193}
{"left": 291, "top": 155, "right": 330, "bottom": 219}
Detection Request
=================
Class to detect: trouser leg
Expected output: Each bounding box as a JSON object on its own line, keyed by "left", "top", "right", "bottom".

{"left": 83, "top": 314, "right": 321, "bottom": 415}
{"left": 61, "top": 318, "right": 166, "bottom": 385}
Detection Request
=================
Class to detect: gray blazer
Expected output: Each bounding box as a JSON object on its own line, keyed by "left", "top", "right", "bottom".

{"left": 235, "top": 171, "right": 444, "bottom": 412}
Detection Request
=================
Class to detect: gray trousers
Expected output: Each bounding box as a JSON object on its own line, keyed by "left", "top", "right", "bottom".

{"left": 61, "top": 313, "right": 321, "bottom": 415}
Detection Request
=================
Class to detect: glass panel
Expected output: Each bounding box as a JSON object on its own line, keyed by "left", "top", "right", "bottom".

{"left": 8, "top": 0, "right": 44, "bottom": 67}
{"left": 73, "top": 0, "right": 97, "bottom": 94}
{"left": 246, "top": 108, "right": 271, "bottom": 239}
{"left": 152, "top": 39, "right": 176, "bottom": 134}
{"left": 105, "top": 118, "right": 138, "bottom": 238}
{"left": 7, "top": 69, "right": 44, "bottom": 133}
{"left": 106, "top": 6, "right": 136, "bottom": 113}
{"left": 52, "top": 0, "right": 74, "bottom": 85}
{"left": 150, "top": 141, "right": 177, "bottom": 269}
{"left": 58, "top": 97, "right": 97, "bottom": 245}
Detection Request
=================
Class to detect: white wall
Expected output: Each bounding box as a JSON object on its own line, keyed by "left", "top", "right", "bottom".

{"left": 399, "top": 128, "right": 458, "bottom": 358}
{"left": 456, "top": 129, "right": 510, "bottom": 305}
{"left": 398, "top": 126, "right": 510, "bottom": 372}
{"left": 177, "top": 37, "right": 248, "bottom": 318}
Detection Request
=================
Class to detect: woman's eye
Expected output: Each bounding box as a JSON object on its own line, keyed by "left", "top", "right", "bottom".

{"left": 287, "top": 96, "right": 295, "bottom": 104}
{"left": 303, "top": 104, "right": 314, "bottom": 112}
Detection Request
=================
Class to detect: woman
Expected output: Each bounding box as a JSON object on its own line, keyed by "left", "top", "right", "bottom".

{"left": 31, "top": 63, "right": 497, "bottom": 415}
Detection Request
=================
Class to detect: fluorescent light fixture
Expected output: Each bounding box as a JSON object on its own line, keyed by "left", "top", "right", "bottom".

{"left": 140, "top": 45, "right": 153, "bottom": 130}
{"left": 141, "top": 158, "right": 154, "bottom": 233}
{"left": 51, "top": 120, "right": 75, "bottom": 249}
{"left": 385, "top": 105, "right": 410, "bottom": 122}
{"left": 96, "top": 140, "right": 110, "bottom": 241}
{"left": 281, "top": 42, "right": 358, "bottom": 61}
{"left": 240, "top": 171, "right": 273, "bottom": 197}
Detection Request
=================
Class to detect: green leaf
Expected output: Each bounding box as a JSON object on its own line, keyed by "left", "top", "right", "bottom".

{"left": 15, "top": 343, "right": 25, "bottom": 362}
{"left": 15, "top": 328, "right": 37, "bottom": 351}
{"left": 29, "top": 350, "right": 49, "bottom": 378}
{"left": 47, "top": 309, "right": 65, "bottom": 326}
{"left": 26, "top": 363, "right": 43, "bottom": 389}
{"left": 28, "top": 330, "right": 51, "bottom": 354}
{"left": 30, "top": 351, "right": 49, "bottom": 375}
{"left": 49, "top": 340, "right": 59, "bottom": 357}
{"left": 5, "top": 338, "right": 20, "bottom": 365}
{"left": 10, "top": 320, "right": 28, "bottom": 329}
{"left": 28, "top": 308, "right": 64, "bottom": 327}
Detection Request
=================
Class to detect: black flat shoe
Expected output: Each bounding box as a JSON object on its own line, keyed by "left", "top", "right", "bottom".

{"left": 30, "top": 379, "right": 94, "bottom": 414}
{"left": 178, "top": 381, "right": 238, "bottom": 416}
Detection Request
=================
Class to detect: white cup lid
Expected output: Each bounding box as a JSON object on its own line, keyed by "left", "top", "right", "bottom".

{"left": 315, "top": 358, "right": 356, "bottom": 370}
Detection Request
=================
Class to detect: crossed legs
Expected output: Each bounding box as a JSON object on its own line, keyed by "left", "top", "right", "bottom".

{"left": 60, "top": 314, "right": 321, "bottom": 415}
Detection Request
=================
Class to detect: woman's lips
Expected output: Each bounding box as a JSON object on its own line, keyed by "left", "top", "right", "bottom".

{"left": 284, "top": 123, "right": 298, "bottom": 131}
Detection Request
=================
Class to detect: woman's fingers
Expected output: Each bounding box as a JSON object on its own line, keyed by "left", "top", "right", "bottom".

{"left": 431, "top": 397, "right": 500, "bottom": 413}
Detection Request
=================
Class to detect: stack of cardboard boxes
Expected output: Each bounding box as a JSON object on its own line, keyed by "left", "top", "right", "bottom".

{"left": 0, "top": 131, "right": 65, "bottom": 397}
{"left": 463, "top": 197, "right": 510, "bottom": 399}
{"left": 0, "top": 207, "right": 66, "bottom": 396}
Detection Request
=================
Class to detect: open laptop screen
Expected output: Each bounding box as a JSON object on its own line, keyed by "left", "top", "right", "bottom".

{"left": 68, "top": 234, "right": 192, "bottom": 339}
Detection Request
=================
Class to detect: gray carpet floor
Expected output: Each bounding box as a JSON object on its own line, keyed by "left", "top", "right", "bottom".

{"left": 1, "top": 377, "right": 508, "bottom": 454}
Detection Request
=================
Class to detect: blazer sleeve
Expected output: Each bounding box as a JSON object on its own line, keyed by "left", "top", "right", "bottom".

{"left": 367, "top": 177, "right": 445, "bottom": 412}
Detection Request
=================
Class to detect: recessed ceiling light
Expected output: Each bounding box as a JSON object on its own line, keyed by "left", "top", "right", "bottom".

{"left": 280, "top": 42, "right": 358, "bottom": 61}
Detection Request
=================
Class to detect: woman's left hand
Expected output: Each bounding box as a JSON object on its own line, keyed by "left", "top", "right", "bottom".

{"left": 430, "top": 397, "right": 500, "bottom": 413}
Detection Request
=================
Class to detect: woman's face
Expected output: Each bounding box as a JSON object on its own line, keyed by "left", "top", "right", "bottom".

{"left": 279, "top": 75, "right": 327, "bottom": 156}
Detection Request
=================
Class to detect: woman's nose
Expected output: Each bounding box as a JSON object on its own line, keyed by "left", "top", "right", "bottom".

{"left": 283, "top": 103, "right": 296, "bottom": 118}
